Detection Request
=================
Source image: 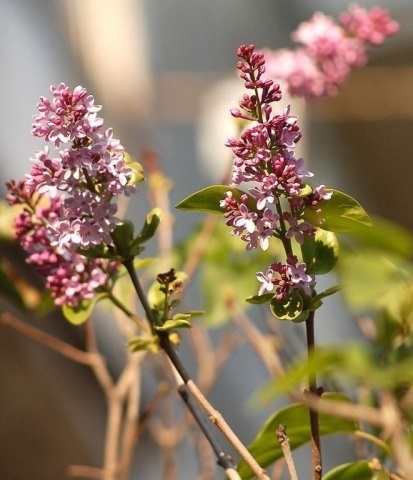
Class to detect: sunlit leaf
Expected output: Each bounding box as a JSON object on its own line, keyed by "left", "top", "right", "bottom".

{"left": 323, "top": 461, "right": 374, "bottom": 480}
{"left": 132, "top": 208, "right": 162, "bottom": 248}
{"left": 246, "top": 293, "right": 274, "bottom": 304}
{"left": 62, "top": 293, "right": 108, "bottom": 325}
{"left": 338, "top": 250, "right": 411, "bottom": 311}
{"left": 270, "top": 290, "right": 305, "bottom": 321}
{"left": 346, "top": 215, "right": 413, "bottom": 259}
{"left": 155, "top": 318, "right": 192, "bottom": 332}
{"left": 301, "top": 230, "right": 339, "bottom": 275}
{"left": 304, "top": 189, "right": 372, "bottom": 232}
{"left": 237, "top": 393, "right": 358, "bottom": 479}
{"left": 175, "top": 185, "right": 256, "bottom": 214}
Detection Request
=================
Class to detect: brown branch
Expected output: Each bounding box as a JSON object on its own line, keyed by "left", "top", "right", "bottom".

{"left": 0, "top": 312, "right": 94, "bottom": 365}
{"left": 276, "top": 425, "right": 298, "bottom": 480}
{"left": 66, "top": 465, "right": 104, "bottom": 479}
{"left": 305, "top": 312, "right": 322, "bottom": 480}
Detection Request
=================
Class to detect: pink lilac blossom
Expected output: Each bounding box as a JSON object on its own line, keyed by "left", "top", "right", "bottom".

{"left": 26, "top": 83, "right": 136, "bottom": 251}
{"left": 264, "top": 4, "right": 398, "bottom": 99}
{"left": 6, "top": 180, "right": 119, "bottom": 308}
{"left": 222, "top": 45, "right": 321, "bottom": 300}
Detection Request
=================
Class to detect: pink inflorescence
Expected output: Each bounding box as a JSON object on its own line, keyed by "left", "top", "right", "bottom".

{"left": 6, "top": 83, "right": 136, "bottom": 307}
{"left": 264, "top": 4, "right": 399, "bottom": 99}
{"left": 27, "top": 83, "right": 136, "bottom": 251}
{"left": 6, "top": 180, "right": 119, "bottom": 307}
{"left": 221, "top": 45, "right": 332, "bottom": 300}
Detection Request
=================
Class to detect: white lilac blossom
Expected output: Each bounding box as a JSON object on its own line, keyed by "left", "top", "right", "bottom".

{"left": 222, "top": 45, "right": 320, "bottom": 301}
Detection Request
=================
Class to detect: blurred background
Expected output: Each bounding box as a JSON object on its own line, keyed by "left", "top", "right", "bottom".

{"left": 0, "top": 0, "right": 412, "bottom": 479}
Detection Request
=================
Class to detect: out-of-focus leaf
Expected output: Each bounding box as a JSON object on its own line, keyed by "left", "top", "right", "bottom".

{"left": 246, "top": 293, "right": 274, "bottom": 305}
{"left": 310, "top": 285, "right": 343, "bottom": 310}
{"left": 129, "top": 335, "right": 159, "bottom": 353}
{"left": 304, "top": 189, "right": 372, "bottom": 232}
{"left": 237, "top": 393, "right": 358, "bottom": 480}
{"left": 173, "top": 222, "right": 283, "bottom": 326}
{"left": 301, "top": 230, "right": 339, "bottom": 275}
{"left": 323, "top": 461, "right": 374, "bottom": 480}
{"left": 346, "top": 215, "right": 413, "bottom": 259}
{"left": 155, "top": 317, "right": 192, "bottom": 332}
{"left": 176, "top": 185, "right": 256, "bottom": 214}
{"left": 338, "top": 250, "right": 411, "bottom": 311}
{"left": 62, "top": 293, "right": 108, "bottom": 325}
{"left": 257, "top": 344, "right": 413, "bottom": 402}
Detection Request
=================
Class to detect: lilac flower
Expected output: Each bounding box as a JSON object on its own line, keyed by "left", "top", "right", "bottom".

{"left": 264, "top": 5, "right": 398, "bottom": 99}
{"left": 257, "top": 269, "right": 275, "bottom": 296}
{"left": 283, "top": 212, "right": 315, "bottom": 245}
{"left": 25, "top": 83, "right": 140, "bottom": 251}
{"left": 221, "top": 45, "right": 324, "bottom": 303}
{"left": 5, "top": 182, "right": 119, "bottom": 308}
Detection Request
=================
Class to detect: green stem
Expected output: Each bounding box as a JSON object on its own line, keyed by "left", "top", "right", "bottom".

{"left": 107, "top": 292, "right": 150, "bottom": 333}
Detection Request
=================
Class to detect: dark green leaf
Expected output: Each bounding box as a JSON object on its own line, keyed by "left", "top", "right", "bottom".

{"left": 111, "top": 221, "right": 135, "bottom": 258}
{"left": 237, "top": 393, "right": 359, "bottom": 479}
{"left": 304, "top": 189, "right": 372, "bottom": 232}
{"left": 301, "top": 230, "right": 339, "bottom": 275}
{"left": 270, "top": 290, "right": 305, "bottom": 321}
{"left": 175, "top": 185, "right": 256, "bottom": 214}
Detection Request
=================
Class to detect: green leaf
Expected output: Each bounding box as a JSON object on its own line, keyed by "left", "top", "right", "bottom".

{"left": 111, "top": 221, "right": 135, "bottom": 258}
{"left": 338, "top": 250, "right": 410, "bottom": 311}
{"left": 303, "top": 189, "right": 372, "bottom": 232}
{"left": 128, "top": 335, "right": 159, "bottom": 353}
{"left": 155, "top": 318, "right": 192, "bottom": 332}
{"left": 346, "top": 215, "right": 413, "bottom": 259}
{"left": 131, "top": 208, "right": 162, "bottom": 249}
{"left": 323, "top": 461, "right": 374, "bottom": 480}
{"left": 270, "top": 290, "right": 306, "bottom": 322}
{"left": 175, "top": 185, "right": 256, "bottom": 214}
{"left": 311, "top": 285, "right": 344, "bottom": 310}
{"left": 62, "top": 293, "right": 108, "bottom": 325}
{"left": 246, "top": 293, "right": 274, "bottom": 305}
{"left": 237, "top": 393, "right": 359, "bottom": 479}
{"left": 301, "top": 230, "right": 339, "bottom": 275}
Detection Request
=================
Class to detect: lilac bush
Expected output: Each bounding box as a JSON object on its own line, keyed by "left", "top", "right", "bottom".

{"left": 3, "top": 4, "right": 410, "bottom": 480}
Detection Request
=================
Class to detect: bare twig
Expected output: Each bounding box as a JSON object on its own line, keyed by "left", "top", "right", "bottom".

{"left": 276, "top": 425, "right": 298, "bottom": 480}
{"left": 0, "top": 312, "right": 94, "bottom": 365}
{"left": 67, "top": 465, "right": 104, "bottom": 479}
{"left": 227, "top": 299, "right": 285, "bottom": 378}
{"left": 124, "top": 259, "right": 270, "bottom": 479}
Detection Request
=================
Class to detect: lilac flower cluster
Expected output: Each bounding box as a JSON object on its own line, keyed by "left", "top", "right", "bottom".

{"left": 264, "top": 4, "right": 398, "bottom": 98}
{"left": 6, "top": 180, "right": 119, "bottom": 307}
{"left": 221, "top": 45, "right": 332, "bottom": 300}
{"left": 27, "top": 83, "right": 136, "bottom": 251}
{"left": 6, "top": 84, "right": 138, "bottom": 307}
